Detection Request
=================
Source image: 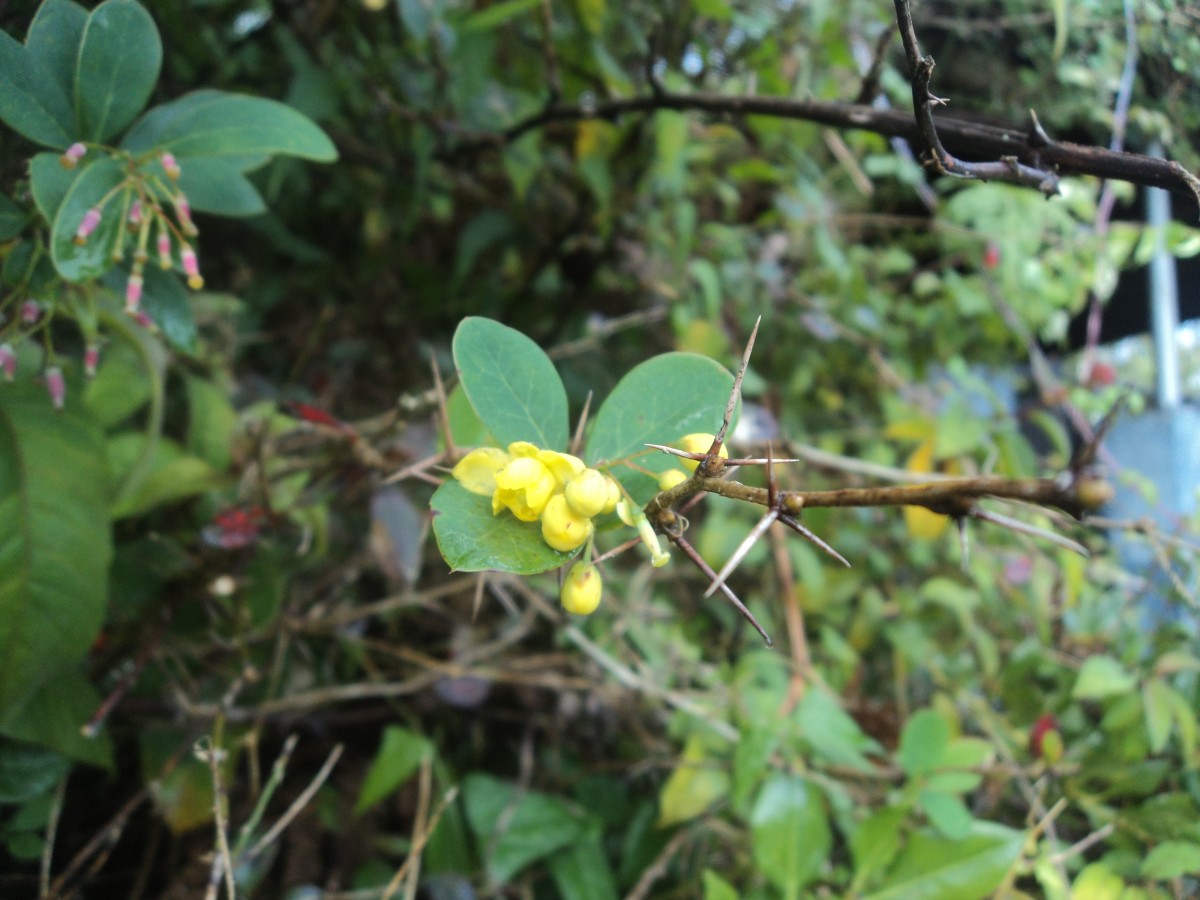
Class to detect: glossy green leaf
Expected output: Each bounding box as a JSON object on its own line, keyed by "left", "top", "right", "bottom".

{"left": 142, "top": 265, "right": 198, "bottom": 353}
{"left": 121, "top": 90, "right": 337, "bottom": 161}
{"left": 75, "top": 0, "right": 162, "bottom": 141}
{"left": 548, "top": 822, "right": 619, "bottom": 900}
{"left": 585, "top": 352, "right": 735, "bottom": 504}
{"left": 1072, "top": 655, "right": 1137, "bottom": 701}
{"left": 463, "top": 773, "right": 587, "bottom": 886}
{"left": 26, "top": 0, "right": 88, "bottom": 97}
{"left": 1142, "top": 678, "right": 1173, "bottom": 755}
{"left": 0, "top": 28, "right": 74, "bottom": 148}
{"left": 863, "top": 822, "right": 1024, "bottom": 900}
{"left": 850, "top": 807, "right": 906, "bottom": 893}
{"left": 446, "top": 383, "right": 492, "bottom": 449}
{"left": 898, "top": 709, "right": 951, "bottom": 779}
{"left": 175, "top": 156, "right": 266, "bottom": 216}
{"left": 430, "top": 480, "right": 575, "bottom": 574}
{"left": 657, "top": 734, "right": 730, "bottom": 827}
{"left": 452, "top": 317, "right": 569, "bottom": 450}
{"left": 50, "top": 156, "right": 127, "bottom": 281}
{"left": 750, "top": 773, "right": 831, "bottom": 895}
{"left": 354, "top": 725, "right": 433, "bottom": 815}
{"left": 0, "top": 380, "right": 112, "bottom": 715}
{"left": 0, "top": 192, "right": 25, "bottom": 240}
{"left": 919, "top": 790, "right": 974, "bottom": 840}
{"left": 702, "top": 869, "right": 740, "bottom": 900}
{"left": 1141, "top": 840, "right": 1200, "bottom": 880}
{"left": 29, "top": 152, "right": 78, "bottom": 223}
{"left": 0, "top": 740, "right": 70, "bottom": 803}
{"left": 0, "top": 669, "right": 112, "bottom": 767}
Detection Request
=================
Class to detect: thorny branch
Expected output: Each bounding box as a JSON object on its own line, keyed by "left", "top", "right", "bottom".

{"left": 438, "top": 35, "right": 1200, "bottom": 208}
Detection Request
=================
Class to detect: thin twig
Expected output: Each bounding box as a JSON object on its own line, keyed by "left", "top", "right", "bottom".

{"left": 245, "top": 743, "right": 345, "bottom": 862}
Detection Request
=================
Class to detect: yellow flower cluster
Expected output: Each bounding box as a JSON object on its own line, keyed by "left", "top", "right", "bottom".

{"left": 452, "top": 442, "right": 620, "bottom": 553}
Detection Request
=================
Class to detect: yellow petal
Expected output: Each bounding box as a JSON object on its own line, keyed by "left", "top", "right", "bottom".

{"left": 452, "top": 447, "right": 511, "bottom": 496}
{"left": 538, "top": 450, "right": 586, "bottom": 487}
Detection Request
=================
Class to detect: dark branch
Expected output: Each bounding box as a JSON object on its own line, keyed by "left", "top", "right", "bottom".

{"left": 441, "top": 89, "right": 1200, "bottom": 209}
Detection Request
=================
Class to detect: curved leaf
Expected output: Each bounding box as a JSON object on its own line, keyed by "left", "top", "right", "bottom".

{"left": 585, "top": 352, "right": 735, "bottom": 503}
{"left": 863, "top": 822, "right": 1024, "bottom": 900}
{"left": 0, "top": 192, "right": 26, "bottom": 241}
{"left": 0, "top": 29, "right": 75, "bottom": 148}
{"left": 452, "top": 317, "right": 569, "bottom": 450}
{"left": 750, "top": 774, "right": 831, "bottom": 894}
{"left": 50, "top": 156, "right": 128, "bottom": 281}
{"left": 75, "top": 0, "right": 162, "bottom": 142}
{"left": 27, "top": 0, "right": 89, "bottom": 98}
{"left": 122, "top": 90, "right": 337, "bottom": 161}
{"left": 29, "top": 151, "right": 79, "bottom": 223}
{"left": 430, "top": 480, "right": 575, "bottom": 575}
{"left": 175, "top": 157, "right": 266, "bottom": 217}
{"left": 0, "top": 380, "right": 112, "bottom": 716}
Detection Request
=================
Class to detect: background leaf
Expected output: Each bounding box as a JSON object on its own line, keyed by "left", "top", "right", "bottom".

{"left": 430, "top": 480, "right": 576, "bottom": 574}
{"left": 74, "top": 0, "right": 162, "bottom": 141}
{"left": 452, "top": 316, "right": 570, "bottom": 450}
{"left": 585, "top": 352, "right": 735, "bottom": 503}
{"left": 121, "top": 90, "right": 337, "bottom": 161}
{"left": 863, "top": 822, "right": 1024, "bottom": 900}
{"left": 49, "top": 156, "right": 126, "bottom": 282}
{"left": 0, "top": 669, "right": 112, "bottom": 767}
{"left": 0, "top": 29, "right": 74, "bottom": 148}
{"left": 749, "top": 773, "right": 831, "bottom": 896}
{"left": 0, "top": 380, "right": 112, "bottom": 716}
{"left": 354, "top": 725, "right": 432, "bottom": 815}
{"left": 0, "top": 192, "right": 26, "bottom": 241}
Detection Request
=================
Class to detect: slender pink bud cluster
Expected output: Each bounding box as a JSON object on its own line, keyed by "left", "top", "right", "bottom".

{"left": 74, "top": 206, "right": 102, "bottom": 245}
{"left": 45, "top": 366, "right": 65, "bottom": 410}
{"left": 157, "top": 229, "right": 172, "bottom": 270}
{"left": 84, "top": 343, "right": 100, "bottom": 378}
{"left": 161, "top": 152, "right": 181, "bottom": 180}
{"left": 181, "top": 244, "right": 204, "bottom": 289}
{"left": 125, "top": 271, "right": 144, "bottom": 313}
{"left": 21, "top": 300, "right": 40, "bottom": 323}
{"left": 174, "top": 194, "right": 198, "bottom": 236}
{"left": 0, "top": 344, "right": 15, "bottom": 381}
{"left": 60, "top": 142, "right": 87, "bottom": 169}
{"left": 128, "top": 199, "right": 143, "bottom": 228}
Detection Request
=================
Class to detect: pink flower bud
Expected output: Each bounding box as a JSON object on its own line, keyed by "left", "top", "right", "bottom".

{"left": 157, "top": 230, "right": 172, "bottom": 269}
{"left": 134, "top": 310, "right": 154, "bottom": 330}
{"left": 174, "top": 194, "right": 198, "bottom": 236}
{"left": 45, "top": 366, "right": 65, "bottom": 410}
{"left": 60, "top": 142, "right": 87, "bottom": 169}
{"left": 181, "top": 245, "right": 204, "bottom": 289}
{"left": 84, "top": 344, "right": 100, "bottom": 379}
{"left": 0, "top": 344, "right": 15, "bottom": 381}
{"left": 21, "top": 300, "right": 40, "bottom": 323}
{"left": 128, "top": 199, "right": 143, "bottom": 227}
{"left": 74, "top": 206, "right": 102, "bottom": 245}
{"left": 161, "top": 152, "right": 181, "bottom": 180}
{"left": 125, "top": 272, "right": 144, "bottom": 313}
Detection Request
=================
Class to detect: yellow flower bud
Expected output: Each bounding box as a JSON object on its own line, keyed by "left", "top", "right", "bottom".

{"left": 561, "top": 562, "right": 602, "bottom": 615}
{"left": 616, "top": 496, "right": 639, "bottom": 527}
{"left": 537, "top": 449, "right": 586, "bottom": 488}
{"left": 540, "top": 494, "right": 595, "bottom": 551}
{"left": 657, "top": 469, "right": 688, "bottom": 492}
{"left": 601, "top": 476, "right": 621, "bottom": 515}
{"left": 493, "top": 456, "right": 556, "bottom": 522}
{"left": 677, "top": 433, "right": 728, "bottom": 472}
{"left": 565, "top": 468, "right": 609, "bottom": 517}
{"left": 452, "top": 447, "right": 512, "bottom": 496}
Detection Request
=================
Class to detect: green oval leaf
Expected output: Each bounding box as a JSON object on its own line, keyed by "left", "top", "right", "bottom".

{"left": 750, "top": 774, "right": 831, "bottom": 894}
{"left": 452, "top": 317, "right": 569, "bottom": 450}
{"left": 0, "top": 29, "right": 75, "bottom": 148}
{"left": 0, "top": 380, "right": 112, "bottom": 716}
{"left": 27, "top": 0, "right": 89, "bottom": 98}
{"left": 30, "top": 151, "right": 79, "bottom": 223}
{"left": 75, "top": 0, "right": 162, "bottom": 142}
{"left": 50, "top": 156, "right": 127, "bottom": 282}
{"left": 121, "top": 90, "right": 337, "bottom": 161}
{"left": 585, "top": 352, "right": 735, "bottom": 503}
{"left": 430, "top": 480, "right": 575, "bottom": 575}
{"left": 898, "top": 709, "right": 951, "bottom": 778}
{"left": 863, "top": 822, "right": 1024, "bottom": 900}
{"left": 175, "top": 157, "right": 266, "bottom": 217}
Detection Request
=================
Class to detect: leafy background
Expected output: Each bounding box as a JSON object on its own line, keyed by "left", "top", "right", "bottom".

{"left": 0, "top": 0, "right": 1199, "bottom": 897}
